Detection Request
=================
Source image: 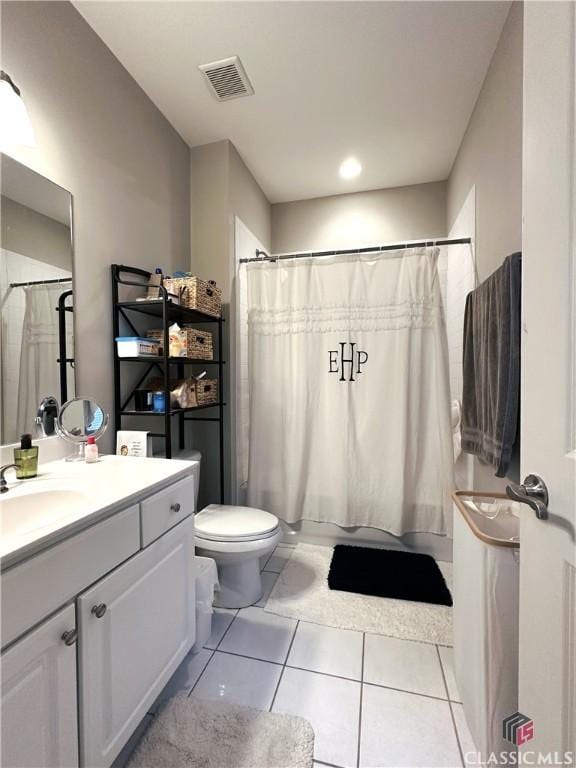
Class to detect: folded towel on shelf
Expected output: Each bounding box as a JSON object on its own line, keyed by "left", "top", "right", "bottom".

{"left": 461, "top": 252, "right": 521, "bottom": 477}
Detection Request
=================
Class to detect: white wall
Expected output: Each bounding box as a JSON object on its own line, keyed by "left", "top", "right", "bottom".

{"left": 447, "top": 1, "right": 523, "bottom": 489}
{"left": 271, "top": 181, "right": 447, "bottom": 255}
{"left": 1, "top": 0, "right": 191, "bottom": 451}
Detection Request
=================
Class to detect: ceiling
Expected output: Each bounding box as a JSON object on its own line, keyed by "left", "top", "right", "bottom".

{"left": 75, "top": 1, "right": 510, "bottom": 203}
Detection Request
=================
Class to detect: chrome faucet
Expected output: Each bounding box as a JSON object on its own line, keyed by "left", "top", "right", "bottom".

{"left": 0, "top": 464, "right": 18, "bottom": 494}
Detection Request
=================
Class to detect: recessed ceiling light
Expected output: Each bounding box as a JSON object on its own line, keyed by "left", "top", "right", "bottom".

{"left": 339, "top": 157, "right": 362, "bottom": 179}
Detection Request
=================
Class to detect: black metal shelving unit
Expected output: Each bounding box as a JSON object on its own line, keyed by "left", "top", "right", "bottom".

{"left": 111, "top": 264, "right": 226, "bottom": 503}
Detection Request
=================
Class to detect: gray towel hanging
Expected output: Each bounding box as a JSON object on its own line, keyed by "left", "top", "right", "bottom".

{"left": 461, "top": 252, "right": 521, "bottom": 477}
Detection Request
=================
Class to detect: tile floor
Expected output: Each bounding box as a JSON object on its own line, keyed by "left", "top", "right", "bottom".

{"left": 117, "top": 543, "right": 477, "bottom": 768}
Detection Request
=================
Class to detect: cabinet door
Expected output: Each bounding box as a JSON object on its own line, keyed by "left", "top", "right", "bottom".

{"left": 78, "top": 517, "right": 195, "bottom": 768}
{"left": 1, "top": 604, "right": 78, "bottom": 768}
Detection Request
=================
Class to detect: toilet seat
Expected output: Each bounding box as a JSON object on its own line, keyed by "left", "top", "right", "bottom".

{"left": 194, "top": 504, "right": 279, "bottom": 543}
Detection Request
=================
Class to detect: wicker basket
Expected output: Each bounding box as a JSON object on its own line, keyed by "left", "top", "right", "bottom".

{"left": 146, "top": 376, "right": 218, "bottom": 409}
{"left": 184, "top": 328, "right": 214, "bottom": 360}
{"left": 147, "top": 327, "right": 213, "bottom": 360}
{"left": 195, "top": 378, "right": 218, "bottom": 406}
{"left": 167, "top": 277, "right": 222, "bottom": 317}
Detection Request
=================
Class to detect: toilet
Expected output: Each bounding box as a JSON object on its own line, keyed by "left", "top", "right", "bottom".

{"left": 189, "top": 451, "right": 281, "bottom": 609}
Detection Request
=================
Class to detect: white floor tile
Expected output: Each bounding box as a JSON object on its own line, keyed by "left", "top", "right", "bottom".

{"left": 273, "top": 667, "right": 361, "bottom": 768}
{"left": 192, "top": 651, "right": 282, "bottom": 710}
{"left": 219, "top": 606, "right": 297, "bottom": 663}
{"left": 264, "top": 545, "right": 294, "bottom": 573}
{"left": 287, "top": 621, "right": 363, "bottom": 680}
{"left": 364, "top": 633, "right": 446, "bottom": 699}
{"left": 439, "top": 645, "right": 462, "bottom": 702}
{"left": 204, "top": 608, "right": 237, "bottom": 650}
{"left": 254, "top": 571, "right": 279, "bottom": 607}
{"left": 360, "top": 684, "right": 462, "bottom": 768}
{"left": 148, "top": 648, "right": 213, "bottom": 714}
{"left": 452, "top": 703, "right": 479, "bottom": 766}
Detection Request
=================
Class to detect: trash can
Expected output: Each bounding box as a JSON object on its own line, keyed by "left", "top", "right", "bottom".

{"left": 452, "top": 491, "right": 520, "bottom": 762}
{"left": 191, "top": 556, "right": 219, "bottom": 654}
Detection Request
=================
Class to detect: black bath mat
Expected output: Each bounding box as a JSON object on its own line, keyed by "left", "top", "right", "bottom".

{"left": 327, "top": 545, "right": 452, "bottom": 606}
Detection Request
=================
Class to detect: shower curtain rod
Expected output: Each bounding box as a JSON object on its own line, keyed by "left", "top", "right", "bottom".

{"left": 239, "top": 237, "right": 472, "bottom": 264}
{"left": 10, "top": 277, "right": 72, "bottom": 288}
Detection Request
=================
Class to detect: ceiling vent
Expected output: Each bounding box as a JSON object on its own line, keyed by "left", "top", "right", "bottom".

{"left": 199, "top": 56, "right": 254, "bottom": 102}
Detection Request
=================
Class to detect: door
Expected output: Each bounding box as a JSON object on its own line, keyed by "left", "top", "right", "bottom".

{"left": 1, "top": 604, "right": 78, "bottom": 768}
{"left": 519, "top": 3, "right": 576, "bottom": 757}
{"left": 78, "top": 517, "right": 195, "bottom": 768}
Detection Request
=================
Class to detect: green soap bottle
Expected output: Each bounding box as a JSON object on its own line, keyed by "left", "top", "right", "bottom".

{"left": 14, "top": 433, "right": 38, "bottom": 479}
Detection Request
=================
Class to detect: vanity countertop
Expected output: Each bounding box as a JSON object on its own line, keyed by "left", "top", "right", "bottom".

{"left": 0, "top": 455, "right": 196, "bottom": 570}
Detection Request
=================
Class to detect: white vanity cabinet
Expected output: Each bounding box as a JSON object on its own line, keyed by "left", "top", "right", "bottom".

{"left": 0, "top": 604, "right": 79, "bottom": 768}
{"left": 78, "top": 516, "right": 195, "bottom": 767}
{"left": 0, "top": 465, "right": 197, "bottom": 768}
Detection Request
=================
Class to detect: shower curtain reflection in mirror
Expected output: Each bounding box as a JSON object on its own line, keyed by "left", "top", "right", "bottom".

{"left": 238, "top": 247, "right": 454, "bottom": 536}
{"left": 0, "top": 251, "right": 72, "bottom": 443}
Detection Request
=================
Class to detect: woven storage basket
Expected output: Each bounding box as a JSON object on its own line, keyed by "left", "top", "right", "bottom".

{"left": 184, "top": 328, "right": 214, "bottom": 360}
{"left": 195, "top": 378, "right": 218, "bottom": 406}
{"left": 146, "top": 376, "right": 218, "bottom": 408}
{"left": 169, "top": 277, "right": 222, "bottom": 317}
{"left": 147, "top": 328, "right": 213, "bottom": 360}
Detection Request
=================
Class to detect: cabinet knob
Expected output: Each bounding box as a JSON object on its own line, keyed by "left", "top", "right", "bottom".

{"left": 62, "top": 629, "right": 78, "bottom": 646}
{"left": 170, "top": 503, "right": 181, "bottom": 513}
{"left": 91, "top": 603, "right": 107, "bottom": 619}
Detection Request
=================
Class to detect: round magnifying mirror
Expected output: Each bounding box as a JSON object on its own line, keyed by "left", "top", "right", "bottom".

{"left": 56, "top": 397, "right": 108, "bottom": 461}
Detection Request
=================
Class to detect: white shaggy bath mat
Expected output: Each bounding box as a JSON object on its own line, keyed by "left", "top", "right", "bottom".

{"left": 264, "top": 543, "right": 453, "bottom": 646}
{"left": 127, "top": 694, "right": 314, "bottom": 768}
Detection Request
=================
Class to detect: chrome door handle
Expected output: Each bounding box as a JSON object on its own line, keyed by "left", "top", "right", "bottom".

{"left": 506, "top": 474, "right": 549, "bottom": 520}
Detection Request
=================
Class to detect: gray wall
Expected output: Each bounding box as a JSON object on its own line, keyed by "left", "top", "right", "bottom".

{"left": 447, "top": 2, "right": 523, "bottom": 282}
{"left": 1, "top": 0, "right": 190, "bottom": 450}
{"left": 189, "top": 139, "right": 271, "bottom": 507}
{"left": 190, "top": 139, "right": 271, "bottom": 302}
{"left": 271, "top": 181, "right": 447, "bottom": 254}
{"left": 447, "top": 1, "right": 523, "bottom": 489}
{"left": 1, "top": 196, "right": 72, "bottom": 271}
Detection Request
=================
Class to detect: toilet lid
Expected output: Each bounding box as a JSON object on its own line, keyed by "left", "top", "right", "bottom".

{"left": 194, "top": 504, "right": 279, "bottom": 542}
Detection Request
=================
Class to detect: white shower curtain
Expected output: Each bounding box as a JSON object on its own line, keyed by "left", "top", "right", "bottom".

{"left": 17, "top": 282, "right": 72, "bottom": 435}
{"left": 243, "top": 248, "right": 454, "bottom": 536}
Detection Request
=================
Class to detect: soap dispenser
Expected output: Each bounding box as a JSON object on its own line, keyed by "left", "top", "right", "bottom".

{"left": 14, "top": 433, "right": 38, "bottom": 479}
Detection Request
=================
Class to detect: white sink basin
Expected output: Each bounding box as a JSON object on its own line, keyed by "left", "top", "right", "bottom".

{"left": 0, "top": 489, "right": 88, "bottom": 539}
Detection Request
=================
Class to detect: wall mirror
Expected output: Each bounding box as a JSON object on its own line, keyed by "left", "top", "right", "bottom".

{"left": 0, "top": 154, "right": 75, "bottom": 445}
